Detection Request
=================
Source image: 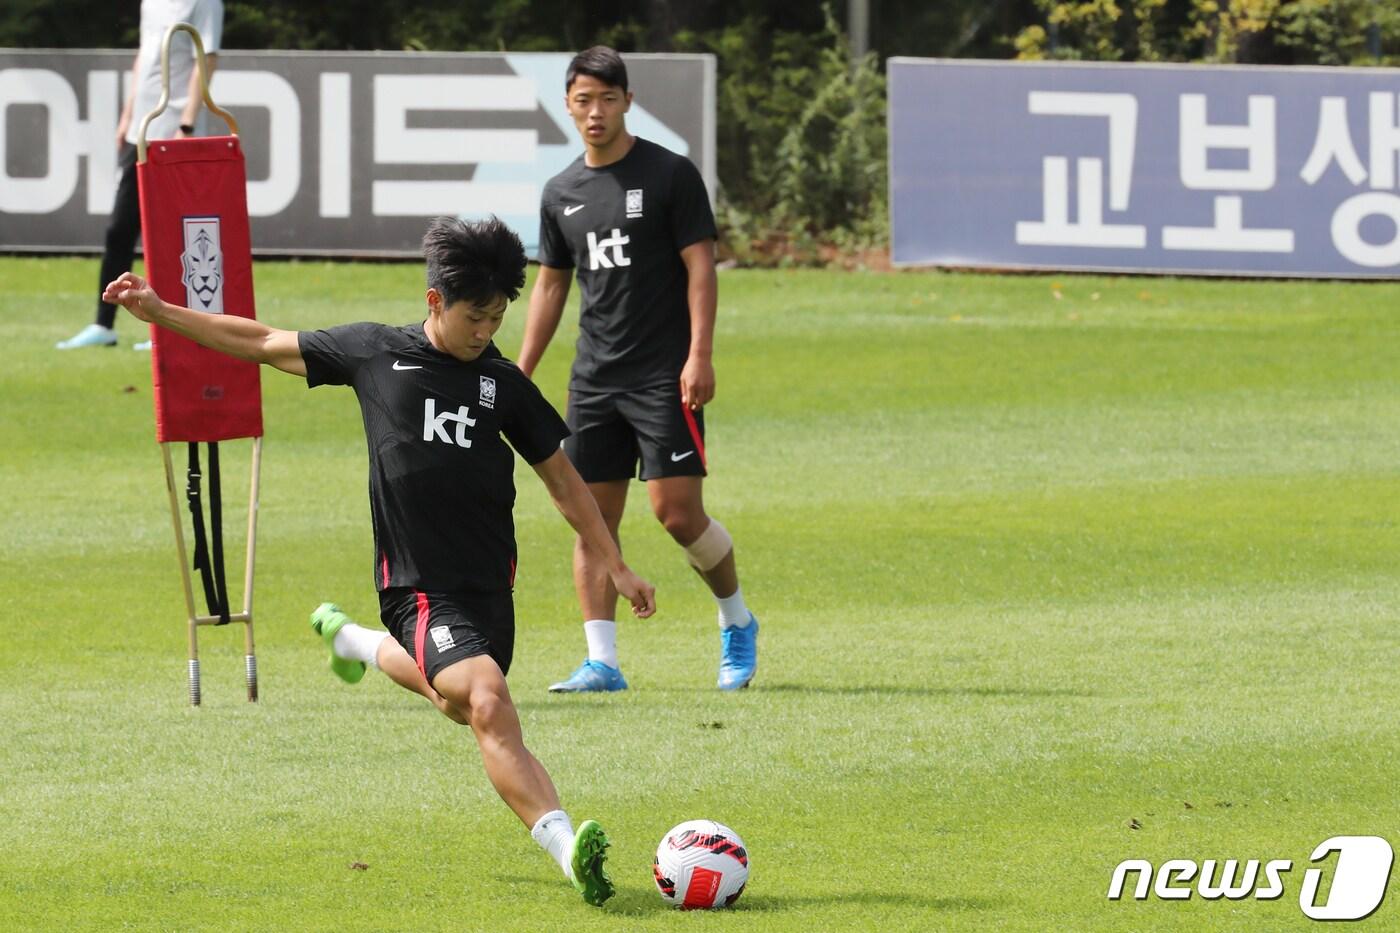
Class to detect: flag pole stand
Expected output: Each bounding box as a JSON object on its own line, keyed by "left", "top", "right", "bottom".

{"left": 161, "top": 438, "right": 262, "bottom": 705}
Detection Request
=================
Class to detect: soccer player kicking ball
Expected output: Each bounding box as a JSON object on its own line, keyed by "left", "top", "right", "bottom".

{"left": 520, "top": 46, "right": 759, "bottom": 694}
{"left": 103, "top": 216, "right": 653, "bottom": 907}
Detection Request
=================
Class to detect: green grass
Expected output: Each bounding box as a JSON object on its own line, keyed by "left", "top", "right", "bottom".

{"left": 3, "top": 258, "right": 1400, "bottom": 930}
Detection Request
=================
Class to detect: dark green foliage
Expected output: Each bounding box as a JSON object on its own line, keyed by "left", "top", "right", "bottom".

{"left": 1013, "top": 1, "right": 1400, "bottom": 66}
{"left": 0, "top": 0, "right": 138, "bottom": 48}
{"left": 678, "top": 9, "right": 888, "bottom": 264}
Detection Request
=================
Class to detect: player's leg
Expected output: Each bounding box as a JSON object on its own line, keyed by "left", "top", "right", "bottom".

{"left": 375, "top": 637, "right": 468, "bottom": 725}
{"left": 309, "top": 599, "right": 468, "bottom": 723}
{"left": 647, "top": 476, "right": 735, "bottom": 594}
{"left": 553, "top": 479, "right": 628, "bottom": 684}
{"left": 647, "top": 476, "right": 759, "bottom": 689}
{"left": 630, "top": 386, "right": 759, "bottom": 690}
{"left": 420, "top": 593, "right": 614, "bottom": 905}
{"left": 59, "top": 144, "right": 137, "bottom": 349}
{"left": 434, "top": 654, "right": 560, "bottom": 821}
{"left": 549, "top": 391, "right": 636, "bottom": 693}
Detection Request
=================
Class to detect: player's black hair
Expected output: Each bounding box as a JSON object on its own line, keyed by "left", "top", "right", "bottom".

{"left": 422, "top": 215, "right": 526, "bottom": 308}
{"left": 566, "top": 45, "right": 628, "bottom": 93}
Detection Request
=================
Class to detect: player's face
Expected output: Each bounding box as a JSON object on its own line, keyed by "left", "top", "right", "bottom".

{"left": 428, "top": 289, "right": 507, "bottom": 362}
{"left": 566, "top": 74, "right": 632, "bottom": 150}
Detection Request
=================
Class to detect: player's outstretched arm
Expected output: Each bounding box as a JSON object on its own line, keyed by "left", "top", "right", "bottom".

{"left": 517, "top": 264, "right": 571, "bottom": 378}
{"left": 103, "top": 272, "right": 307, "bottom": 377}
{"left": 531, "top": 449, "right": 656, "bottom": 618}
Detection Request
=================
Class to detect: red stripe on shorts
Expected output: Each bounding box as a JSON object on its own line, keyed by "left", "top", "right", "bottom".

{"left": 680, "top": 403, "right": 707, "bottom": 469}
{"left": 381, "top": 552, "right": 390, "bottom": 588}
{"left": 413, "top": 591, "right": 431, "bottom": 681}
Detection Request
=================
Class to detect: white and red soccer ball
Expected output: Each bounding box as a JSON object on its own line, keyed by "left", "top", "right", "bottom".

{"left": 652, "top": 819, "right": 749, "bottom": 909}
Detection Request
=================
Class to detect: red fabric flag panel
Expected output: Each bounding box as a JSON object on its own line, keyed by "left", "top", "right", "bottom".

{"left": 137, "top": 136, "right": 263, "bottom": 442}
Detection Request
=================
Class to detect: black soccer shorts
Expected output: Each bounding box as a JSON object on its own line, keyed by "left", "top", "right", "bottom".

{"left": 378, "top": 587, "right": 515, "bottom": 682}
{"left": 564, "top": 382, "right": 707, "bottom": 483}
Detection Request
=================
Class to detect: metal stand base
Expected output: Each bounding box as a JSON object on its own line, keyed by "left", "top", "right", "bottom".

{"left": 163, "top": 437, "right": 262, "bottom": 706}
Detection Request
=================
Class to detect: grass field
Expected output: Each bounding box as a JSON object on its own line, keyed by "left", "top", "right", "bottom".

{"left": 3, "top": 257, "right": 1400, "bottom": 931}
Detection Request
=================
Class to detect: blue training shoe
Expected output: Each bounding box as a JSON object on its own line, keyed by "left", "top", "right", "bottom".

{"left": 548, "top": 659, "right": 628, "bottom": 693}
{"left": 717, "top": 614, "right": 759, "bottom": 691}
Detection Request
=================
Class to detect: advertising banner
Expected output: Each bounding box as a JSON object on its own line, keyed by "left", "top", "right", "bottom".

{"left": 889, "top": 58, "right": 1400, "bottom": 278}
{"left": 1, "top": 49, "right": 714, "bottom": 257}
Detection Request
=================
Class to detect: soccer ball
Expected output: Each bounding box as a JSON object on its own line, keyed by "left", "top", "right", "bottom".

{"left": 652, "top": 819, "right": 749, "bottom": 909}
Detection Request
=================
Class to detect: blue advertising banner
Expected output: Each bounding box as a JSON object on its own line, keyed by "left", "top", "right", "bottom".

{"left": 889, "top": 58, "right": 1400, "bottom": 278}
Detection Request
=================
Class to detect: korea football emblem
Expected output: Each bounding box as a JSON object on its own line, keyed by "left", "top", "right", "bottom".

{"left": 626, "top": 188, "right": 644, "bottom": 218}
{"left": 181, "top": 216, "right": 224, "bottom": 313}
{"left": 479, "top": 375, "right": 497, "bottom": 409}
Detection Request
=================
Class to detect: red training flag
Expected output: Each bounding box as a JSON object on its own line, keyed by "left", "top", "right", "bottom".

{"left": 137, "top": 135, "right": 262, "bottom": 443}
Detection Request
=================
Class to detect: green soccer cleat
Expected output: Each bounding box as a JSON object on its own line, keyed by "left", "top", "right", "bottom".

{"left": 308, "top": 602, "right": 366, "bottom": 684}
{"left": 569, "top": 819, "right": 614, "bottom": 907}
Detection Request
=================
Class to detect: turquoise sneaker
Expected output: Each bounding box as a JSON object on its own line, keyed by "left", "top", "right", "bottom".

{"left": 717, "top": 614, "right": 759, "bottom": 690}
{"left": 56, "top": 324, "right": 117, "bottom": 349}
{"left": 548, "top": 659, "right": 628, "bottom": 693}
{"left": 308, "top": 602, "right": 366, "bottom": 684}
{"left": 569, "top": 819, "right": 614, "bottom": 907}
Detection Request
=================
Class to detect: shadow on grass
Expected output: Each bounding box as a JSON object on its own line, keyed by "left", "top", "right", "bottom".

{"left": 734, "top": 683, "right": 1091, "bottom": 699}
{"left": 740, "top": 891, "right": 1004, "bottom": 913}
{"left": 514, "top": 696, "right": 629, "bottom": 714}
{"left": 490, "top": 877, "right": 1002, "bottom": 915}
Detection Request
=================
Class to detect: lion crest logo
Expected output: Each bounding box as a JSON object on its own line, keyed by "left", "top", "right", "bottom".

{"left": 181, "top": 217, "right": 224, "bottom": 313}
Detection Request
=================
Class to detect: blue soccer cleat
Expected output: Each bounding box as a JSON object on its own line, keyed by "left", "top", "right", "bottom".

{"left": 717, "top": 614, "right": 759, "bottom": 690}
{"left": 548, "top": 659, "right": 628, "bottom": 693}
{"left": 55, "top": 324, "right": 117, "bottom": 349}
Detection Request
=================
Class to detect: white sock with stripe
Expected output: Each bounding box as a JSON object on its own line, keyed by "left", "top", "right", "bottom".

{"left": 332, "top": 624, "right": 391, "bottom": 670}
{"left": 531, "top": 809, "right": 576, "bottom": 877}
{"left": 583, "top": 619, "right": 618, "bottom": 668}
{"left": 716, "top": 587, "right": 750, "bottom": 630}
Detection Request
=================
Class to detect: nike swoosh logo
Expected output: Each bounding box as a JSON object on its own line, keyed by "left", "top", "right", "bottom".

{"left": 392, "top": 361, "right": 423, "bottom": 371}
{"left": 670, "top": 450, "right": 696, "bottom": 462}
{"left": 563, "top": 204, "right": 585, "bottom": 216}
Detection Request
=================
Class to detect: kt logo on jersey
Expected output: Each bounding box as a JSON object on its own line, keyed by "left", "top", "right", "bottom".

{"left": 423, "top": 398, "right": 475, "bottom": 448}
{"left": 587, "top": 228, "right": 631, "bottom": 270}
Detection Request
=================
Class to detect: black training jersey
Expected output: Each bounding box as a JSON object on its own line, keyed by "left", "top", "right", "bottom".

{"left": 299, "top": 322, "right": 569, "bottom": 594}
{"left": 537, "top": 136, "right": 716, "bottom": 393}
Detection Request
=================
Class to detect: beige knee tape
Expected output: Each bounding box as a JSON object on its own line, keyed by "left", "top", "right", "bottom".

{"left": 684, "top": 519, "right": 732, "bottom": 572}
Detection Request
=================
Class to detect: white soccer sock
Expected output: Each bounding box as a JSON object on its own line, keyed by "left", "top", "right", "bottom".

{"left": 716, "top": 587, "right": 750, "bottom": 630}
{"left": 583, "top": 619, "right": 618, "bottom": 668}
{"left": 332, "top": 623, "right": 391, "bottom": 670}
{"left": 530, "top": 809, "right": 576, "bottom": 878}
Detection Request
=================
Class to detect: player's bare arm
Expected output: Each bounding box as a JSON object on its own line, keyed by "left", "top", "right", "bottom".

{"left": 115, "top": 53, "right": 139, "bottom": 147}
{"left": 178, "top": 52, "right": 216, "bottom": 135}
{"left": 102, "top": 272, "right": 307, "bottom": 377}
{"left": 531, "top": 449, "right": 657, "bottom": 618}
{"left": 679, "top": 239, "right": 718, "bottom": 410}
{"left": 518, "top": 264, "right": 572, "bottom": 378}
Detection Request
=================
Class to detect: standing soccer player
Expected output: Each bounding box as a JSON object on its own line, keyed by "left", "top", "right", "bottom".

{"left": 518, "top": 46, "right": 759, "bottom": 693}
{"left": 103, "top": 216, "right": 652, "bottom": 907}
{"left": 58, "top": 0, "right": 224, "bottom": 351}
